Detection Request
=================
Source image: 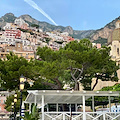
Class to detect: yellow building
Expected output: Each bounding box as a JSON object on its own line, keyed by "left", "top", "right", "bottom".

{"left": 0, "top": 42, "right": 34, "bottom": 60}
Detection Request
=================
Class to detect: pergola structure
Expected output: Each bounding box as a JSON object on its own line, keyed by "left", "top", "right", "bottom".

{"left": 23, "top": 90, "right": 120, "bottom": 120}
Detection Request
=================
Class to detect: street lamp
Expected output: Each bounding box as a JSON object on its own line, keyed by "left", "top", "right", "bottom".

{"left": 11, "top": 102, "right": 14, "bottom": 120}
{"left": 14, "top": 93, "right": 17, "bottom": 120}
{"left": 19, "top": 75, "right": 25, "bottom": 120}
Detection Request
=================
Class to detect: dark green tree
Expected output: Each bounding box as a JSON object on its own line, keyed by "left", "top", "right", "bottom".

{"left": 0, "top": 53, "right": 33, "bottom": 90}
{"left": 31, "top": 24, "right": 39, "bottom": 29}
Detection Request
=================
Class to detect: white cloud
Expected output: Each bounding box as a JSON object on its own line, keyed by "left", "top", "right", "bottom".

{"left": 24, "top": 0, "right": 58, "bottom": 26}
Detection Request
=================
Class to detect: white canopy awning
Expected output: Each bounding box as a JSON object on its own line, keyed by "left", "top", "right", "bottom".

{"left": 24, "top": 90, "right": 119, "bottom": 104}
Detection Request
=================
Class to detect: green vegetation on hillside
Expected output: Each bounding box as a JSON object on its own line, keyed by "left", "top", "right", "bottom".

{"left": 93, "top": 37, "right": 108, "bottom": 46}
{"left": 18, "top": 28, "right": 34, "bottom": 35}
{"left": 31, "top": 24, "right": 39, "bottom": 28}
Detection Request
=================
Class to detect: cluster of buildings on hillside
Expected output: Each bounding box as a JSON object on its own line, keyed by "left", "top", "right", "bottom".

{"left": 0, "top": 18, "right": 74, "bottom": 60}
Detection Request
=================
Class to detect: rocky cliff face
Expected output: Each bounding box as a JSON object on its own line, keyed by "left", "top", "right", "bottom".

{"left": 63, "top": 26, "right": 73, "bottom": 34}
{"left": 90, "top": 16, "right": 120, "bottom": 42}
{"left": 19, "top": 14, "right": 39, "bottom": 24}
{"left": 91, "top": 27, "right": 113, "bottom": 40}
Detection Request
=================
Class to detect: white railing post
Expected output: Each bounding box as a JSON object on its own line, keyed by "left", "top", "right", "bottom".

{"left": 63, "top": 113, "right": 65, "bottom": 120}
{"left": 83, "top": 95, "right": 86, "bottom": 120}
{"left": 103, "top": 113, "right": 106, "bottom": 120}
{"left": 42, "top": 95, "right": 44, "bottom": 120}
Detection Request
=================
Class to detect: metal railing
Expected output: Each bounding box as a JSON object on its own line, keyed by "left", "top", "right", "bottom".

{"left": 39, "top": 112, "right": 120, "bottom": 120}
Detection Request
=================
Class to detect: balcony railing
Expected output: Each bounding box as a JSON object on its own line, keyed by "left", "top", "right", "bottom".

{"left": 39, "top": 112, "right": 120, "bottom": 120}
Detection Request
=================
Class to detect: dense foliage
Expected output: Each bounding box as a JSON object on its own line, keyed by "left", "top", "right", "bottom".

{"left": 36, "top": 39, "right": 118, "bottom": 90}
{"left": 0, "top": 39, "right": 118, "bottom": 91}
{"left": 1, "top": 39, "right": 119, "bottom": 112}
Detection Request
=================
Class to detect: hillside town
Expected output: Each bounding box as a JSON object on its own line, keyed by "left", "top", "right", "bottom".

{"left": 0, "top": 17, "right": 102, "bottom": 62}
{"left": 0, "top": 18, "right": 77, "bottom": 60}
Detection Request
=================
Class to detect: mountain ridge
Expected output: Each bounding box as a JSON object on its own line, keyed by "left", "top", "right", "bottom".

{"left": 1, "top": 13, "right": 120, "bottom": 44}
{"left": 0, "top": 13, "right": 95, "bottom": 39}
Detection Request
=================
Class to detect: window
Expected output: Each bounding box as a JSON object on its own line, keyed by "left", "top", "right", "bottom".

{"left": 117, "top": 48, "right": 119, "bottom": 55}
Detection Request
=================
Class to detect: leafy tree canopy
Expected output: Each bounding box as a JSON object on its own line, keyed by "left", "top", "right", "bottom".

{"left": 0, "top": 53, "right": 34, "bottom": 90}
{"left": 36, "top": 39, "right": 118, "bottom": 90}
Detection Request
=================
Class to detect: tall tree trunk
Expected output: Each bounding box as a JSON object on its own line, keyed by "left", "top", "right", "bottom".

{"left": 75, "top": 82, "right": 79, "bottom": 91}
{"left": 92, "top": 77, "right": 98, "bottom": 91}
{"left": 70, "top": 67, "right": 83, "bottom": 91}
{"left": 75, "top": 82, "right": 78, "bottom": 90}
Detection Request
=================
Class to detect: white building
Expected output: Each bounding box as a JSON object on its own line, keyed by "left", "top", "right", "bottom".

{"left": 3, "top": 23, "right": 18, "bottom": 30}
{"left": 14, "top": 18, "right": 29, "bottom": 27}
{"left": 61, "top": 32, "right": 69, "bottom": 36}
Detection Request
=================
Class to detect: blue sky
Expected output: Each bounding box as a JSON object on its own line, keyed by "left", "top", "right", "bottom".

{"left": 0, "top": 0, "right": 120, "bottom": 30}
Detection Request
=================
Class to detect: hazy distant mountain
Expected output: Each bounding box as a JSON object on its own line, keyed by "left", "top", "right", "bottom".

{"left": 0, "top": 13, "right": 94, "bottom": 39}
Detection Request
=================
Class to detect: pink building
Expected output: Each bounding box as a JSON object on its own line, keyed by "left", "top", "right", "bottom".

{"left": 0, "top": 96, "right": 6, "bottom": 112}
{"left": 4, "top": 29, "right": 21, "bottom": 39}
